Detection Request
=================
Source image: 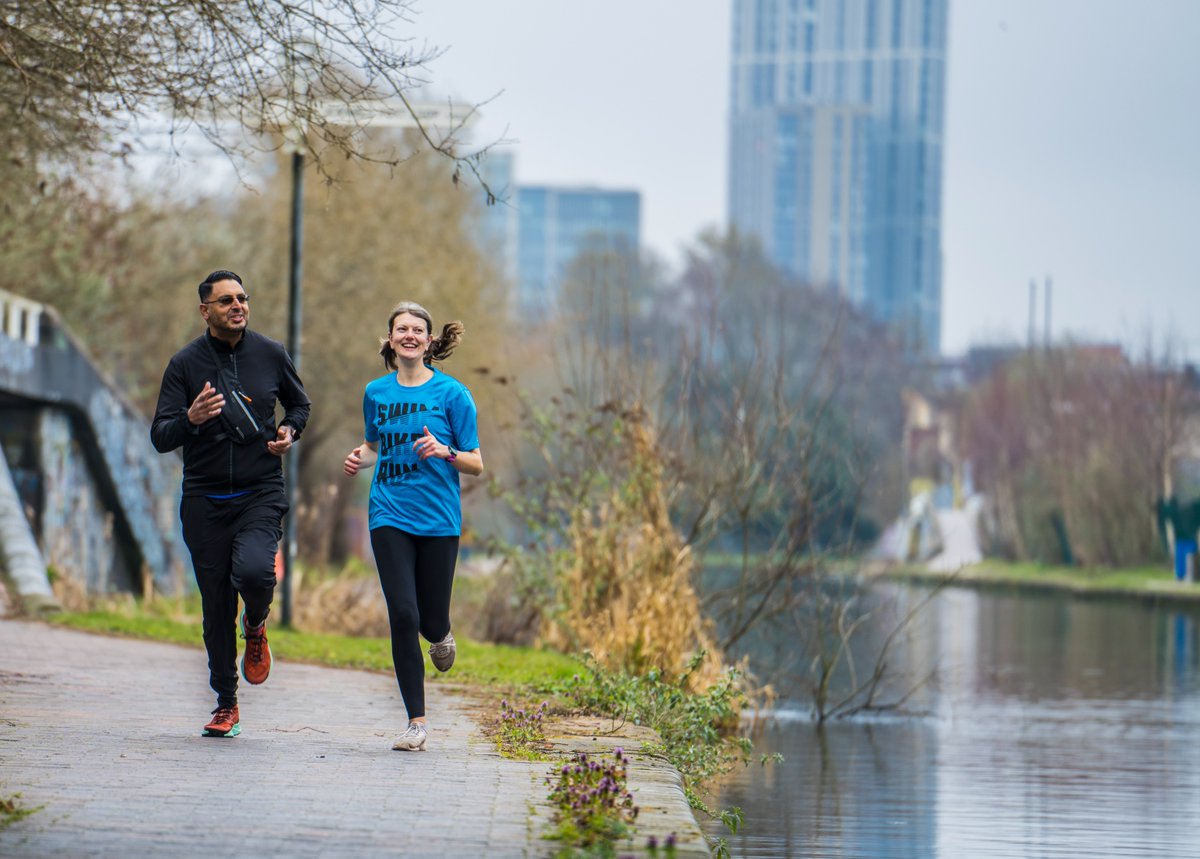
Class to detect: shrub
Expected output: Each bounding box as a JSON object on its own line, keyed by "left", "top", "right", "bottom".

{"left": 560, "top": 653, "right": 752, "bottom": 818}
{"left": 495, "top": 400, "right": 726, "bottom": 691}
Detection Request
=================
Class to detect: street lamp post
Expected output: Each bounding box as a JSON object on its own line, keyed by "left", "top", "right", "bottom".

{"left": 273, "top": 95, "right": 475, "bottom": 627}
{"left": 281, "top": 147, "right": 304, "bottom": 627}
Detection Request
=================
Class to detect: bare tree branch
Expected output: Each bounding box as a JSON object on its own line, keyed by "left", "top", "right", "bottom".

{"left": 1, "top": 1, "right": 497, "bottom": 195}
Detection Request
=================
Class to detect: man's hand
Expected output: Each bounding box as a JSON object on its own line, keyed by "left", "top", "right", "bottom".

{"left": 187, "top": 382, "right": 224, "bottom": 425}
{"left": 267, "top": 425, "right": 295, "bottom": 457}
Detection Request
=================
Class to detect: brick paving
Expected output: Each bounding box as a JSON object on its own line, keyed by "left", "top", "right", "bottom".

{"left": 0, "top": 619, "right": 709, "bottom": 858}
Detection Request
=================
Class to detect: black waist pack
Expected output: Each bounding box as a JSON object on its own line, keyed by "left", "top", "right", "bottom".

{"left": 203, "top": 337, "right": 265, "bottom": 445}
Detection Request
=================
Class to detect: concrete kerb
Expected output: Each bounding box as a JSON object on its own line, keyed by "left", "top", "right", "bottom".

{"left": 392, "top": 684, "right": 714, "bottom": 856}
{"left": 538, "top": 716, "right": 712, "bottom": 858}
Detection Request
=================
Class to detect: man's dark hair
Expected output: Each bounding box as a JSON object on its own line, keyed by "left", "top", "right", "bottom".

{"left": 198, "top": 270, "right": 243, "bottom": 302}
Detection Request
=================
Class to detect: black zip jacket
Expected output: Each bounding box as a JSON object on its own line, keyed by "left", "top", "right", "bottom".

{"left": 151, "top": 329, "right": 311, "bottom": 496}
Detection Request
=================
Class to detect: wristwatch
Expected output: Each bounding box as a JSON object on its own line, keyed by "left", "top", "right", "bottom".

{"left": 445, "top": 445, "right": 458, "bottom": 463}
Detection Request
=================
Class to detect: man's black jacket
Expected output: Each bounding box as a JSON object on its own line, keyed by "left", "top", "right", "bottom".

{"left": 151, "top": 329, "right": 311, "bottom": 496}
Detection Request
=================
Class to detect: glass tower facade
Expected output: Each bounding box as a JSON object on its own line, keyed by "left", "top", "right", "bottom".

{"left": 729, "top": 0, "right": 948, "bottom": 352}
{"left": 514, "top": 186, "right": 641, "bottom": 315}
{"left": 479, "top": 150, "right": 518, "bottom": 287}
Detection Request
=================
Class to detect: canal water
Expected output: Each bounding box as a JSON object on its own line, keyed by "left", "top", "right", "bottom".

{"left": 704, "top": 584, "right": 1200, "bottom": 857}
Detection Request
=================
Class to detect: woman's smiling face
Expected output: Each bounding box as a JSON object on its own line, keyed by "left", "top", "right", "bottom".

{"left": 389, "top": 312, "right": 431, "bottom": 362}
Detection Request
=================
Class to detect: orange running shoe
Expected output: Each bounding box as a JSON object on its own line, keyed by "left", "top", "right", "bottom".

{"left": 203, "top": 705, "right": 241, "bottom": 737}
{"left": 240, "top": 612, "right": 272, "bottom": 685}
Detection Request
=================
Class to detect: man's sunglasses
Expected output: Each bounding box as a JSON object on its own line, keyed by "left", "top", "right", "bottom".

{"left": 204, "top": 294, "right": 250, "bottom": 307}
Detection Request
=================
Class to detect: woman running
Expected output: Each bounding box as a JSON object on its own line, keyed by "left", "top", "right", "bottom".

{"left": 343, "top": 301, "right": 483, "bottom": 751}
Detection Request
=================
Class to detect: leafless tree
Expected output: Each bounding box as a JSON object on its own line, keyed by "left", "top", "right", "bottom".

{"left": 961, "top": 342, "right": 1195, "bottom": 567}
{"left": 1, "top": 1, "right": 493, "bottom": 188}
{"left": 485, "top": 229, "right": 927, "bottom": 717}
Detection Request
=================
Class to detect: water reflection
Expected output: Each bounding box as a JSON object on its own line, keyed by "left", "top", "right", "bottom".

{"left": 705, "top": 585, "right": 1200, "bottom": 858}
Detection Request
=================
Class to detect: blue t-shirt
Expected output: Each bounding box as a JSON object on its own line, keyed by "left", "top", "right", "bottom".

{"left": 362, "top": 368, "right": 480, "bottom": 536}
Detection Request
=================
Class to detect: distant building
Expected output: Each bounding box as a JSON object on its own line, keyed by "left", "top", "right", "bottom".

{"left": 728, "top": 0, "right": 949, "bottom": 352}
{"left": 476, "top": 149, "right": 641, "bottom": 316}
{"left": 513, "top": 185, "right": 640, "bottom": 315}
{"left": 479, "top": 149, "right": 519, "bottom": 286}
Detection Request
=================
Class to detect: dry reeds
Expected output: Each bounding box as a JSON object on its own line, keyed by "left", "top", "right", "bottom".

{"left": 290, "top": 566, "right": 391, "bottom": 637}
{"left": 48, "top": 567, "right": 90, "bottom": 613}
{"left": 540, "top": 419, "right": 725, "bottom": 693}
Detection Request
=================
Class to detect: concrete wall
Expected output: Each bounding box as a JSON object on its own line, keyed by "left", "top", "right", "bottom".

{"left": 0, "top": 290, "right": 189, "bottom": 598}
{"left": 37, "top": 408, "right": 138, "bottom": 594}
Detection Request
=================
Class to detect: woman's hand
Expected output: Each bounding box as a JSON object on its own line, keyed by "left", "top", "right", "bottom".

{"left": 345, "top": 443, "right": 367, "bottom": 477}
{"left": 413, "top": 425, "right": 451, "bottom": 461}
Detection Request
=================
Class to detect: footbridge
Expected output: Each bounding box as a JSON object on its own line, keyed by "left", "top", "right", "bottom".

{"left": 0, "top": 290, "right": 187, "bottom": 611}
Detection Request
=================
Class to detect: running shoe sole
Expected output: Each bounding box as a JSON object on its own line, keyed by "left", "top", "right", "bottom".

{"left": 392, "top": 726, "right": 428, "bottom": 751}
{"left": 202, "top": 723, "right": 241, "bottom": 738}
{"left": 429, "top": 632, "right": 456, "bottom": 672}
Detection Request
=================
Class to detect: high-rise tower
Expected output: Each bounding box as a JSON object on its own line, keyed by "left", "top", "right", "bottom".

{"left": 514, "top": 185, "right": 641, "bottom": 315}
{"left": 729, "top": 0, "right": 948, "bottom": 351}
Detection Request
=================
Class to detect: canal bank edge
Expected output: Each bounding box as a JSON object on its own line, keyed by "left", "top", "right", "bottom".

{"left": 870, "top": 560, "right": 1200, "bottom": 607}
{"left": 534, "top": 715, "right": 712, "bottom": 857}
{"left": 453, "top": 693, "right": 713, "bottom": 857}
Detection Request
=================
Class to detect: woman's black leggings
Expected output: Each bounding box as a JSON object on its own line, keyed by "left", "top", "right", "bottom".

{"left": 369, "top": 527, "right": 459, "bottom": 720}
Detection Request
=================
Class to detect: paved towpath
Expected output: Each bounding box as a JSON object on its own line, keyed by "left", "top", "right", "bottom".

{"left": 0, "top": 619, "right": 708, "bottom": 858}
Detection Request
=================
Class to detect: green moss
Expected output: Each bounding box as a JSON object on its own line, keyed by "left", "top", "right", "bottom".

{"left": 0, "top": 794, "right": 41, "bottom": 831}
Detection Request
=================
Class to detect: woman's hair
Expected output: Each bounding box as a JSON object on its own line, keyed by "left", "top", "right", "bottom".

{"left": 378, "top": 301, "right": 464, "bottom": 370}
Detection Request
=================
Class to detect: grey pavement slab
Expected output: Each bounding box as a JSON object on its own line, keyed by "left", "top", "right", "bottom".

{"left": 0, "top": 619, "right": 549, "bottom": 857}
{"left": 0, "top": 619, "right": 709, "bottom": 857}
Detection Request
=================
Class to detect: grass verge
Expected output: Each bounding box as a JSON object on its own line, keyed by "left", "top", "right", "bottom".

{"left": 49, "top": 602, "right": 579, "bottom": 691}
{"left": 882, "top": 559, "right": 1200, "bottom": 602}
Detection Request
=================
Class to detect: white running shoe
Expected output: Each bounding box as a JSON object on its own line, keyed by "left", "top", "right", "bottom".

{"left": 392, "top": 721, "right": 428, "bottom": 751}
{"left": 429, "top": 631, "right": 456, "bottom": 672}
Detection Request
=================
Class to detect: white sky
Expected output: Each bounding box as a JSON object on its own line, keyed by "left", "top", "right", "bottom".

{"left": 411, "top": 0, "right": 1200, "bottom": 357}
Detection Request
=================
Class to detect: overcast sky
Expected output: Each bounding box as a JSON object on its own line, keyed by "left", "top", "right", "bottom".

{"left": 411, "top": 0, "right": 1199, "bottom": 357}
